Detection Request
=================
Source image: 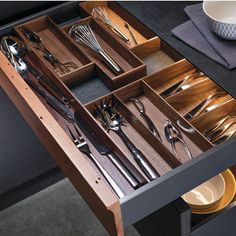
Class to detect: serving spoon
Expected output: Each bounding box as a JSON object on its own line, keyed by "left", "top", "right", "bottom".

{"left": 1, "top": 36, "right": 70, "bottom": 106}
{"left": 0, "top": 36, "right": 74, "bottom": 122}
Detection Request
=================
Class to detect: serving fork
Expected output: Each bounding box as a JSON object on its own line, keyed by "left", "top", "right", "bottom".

{"left": 67, "top": 124, "right": 125, "bottom": 198}
{"left": 203, "top": 113, "right": 236, "bottom": 145}
{"left": 96, "top": 100, "right": 159, "bottom": 181}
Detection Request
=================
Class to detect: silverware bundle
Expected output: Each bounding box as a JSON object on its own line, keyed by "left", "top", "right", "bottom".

{"left": 69, "top": 23, "right": 121, "bottom": 74}
{"left": 0, "top": 36, "right": 74, "bottom": 122}
{"left": 92, "top": 6, "right": 129, "bottom": 43}
{"left": 204, "top": 114, "right": 236, "bottom": 145}
{"left": 184, "top": 91, "right": 232, "bottom": 121}
{"left": 22, "top": 27, "right": 78, "bottom": 75}
{"left": 67, "top": 124, "right": 125, "bottom": 198}
{"left": 96, "top": 100, "right": 159, "bottom": 181}
{"left": 160, "top": 71, "right": 207, "bottom": 98}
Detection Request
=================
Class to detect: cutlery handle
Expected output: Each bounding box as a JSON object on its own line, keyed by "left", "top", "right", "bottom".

{"left": 113, "top": 27, "right": 129, "bottom": 42}
{"left": 25, "top": 60, "right": 69, "bottom": 106}
{"left": 141, "top": 113, "right": 162, "bottom": 141}
{"left": 116, "top": 128, "right": 159, "bottom": 181}
{"left": 107, "top": 153, "right": 146, "bottom": 189}
{"left": 24, "top": 77, "right": 74, "bottom": 123}
{"left": 89, "top": 153, "right": 125, "bottom": 198}
{"left": 98, "top": 50, "right": 121, "bottom": 74}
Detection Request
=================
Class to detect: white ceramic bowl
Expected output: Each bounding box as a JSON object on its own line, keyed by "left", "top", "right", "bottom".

{"left": 203, "top": 1, "right": 236, "bottom": 40}
{"left": 182, "top": 174, "right": 226, "bottom": 209}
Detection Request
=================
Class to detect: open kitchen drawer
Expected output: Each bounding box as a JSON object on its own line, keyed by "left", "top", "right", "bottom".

{"left": 0, "top": 1, "right": 236, "bottom": 236}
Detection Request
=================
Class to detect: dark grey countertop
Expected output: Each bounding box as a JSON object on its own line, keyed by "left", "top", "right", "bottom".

{"left": 120, "top": 1, "right": 236, "bottom": 98}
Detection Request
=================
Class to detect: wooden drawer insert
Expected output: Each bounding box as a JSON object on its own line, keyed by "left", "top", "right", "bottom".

{"left": 0, "top": 2, "right": 236, "bottom": 236}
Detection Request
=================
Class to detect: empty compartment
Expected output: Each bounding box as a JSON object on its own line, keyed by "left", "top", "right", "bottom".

{"left": 62, "top": 17, "right": 146, "bottom": 90}
{"left": 131, "top": 38, "right": 183, "bottom": 75}
{"left": 14, "top": 16, "right": 93, "bottom": 83}
{"left": 67, "top": 66, "right": 111, "bottom": 104}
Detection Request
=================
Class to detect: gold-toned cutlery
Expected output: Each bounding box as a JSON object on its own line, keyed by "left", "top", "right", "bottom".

{"left": 160, "top": 71, "right": 206, "bottom": 98}
{"left": 184, "top": 91, "right": 230, "bottom": 121}
{"left": 204, "top": 114, "right": 236, "bottom": 137}
{"left": 212, "top": 129, "right": 236, "bottom": 145}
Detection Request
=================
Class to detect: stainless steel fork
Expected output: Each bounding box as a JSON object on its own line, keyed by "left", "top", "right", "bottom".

{"left": 67, "top": 124, "right": 125, "bottom": 198}
{"left": 160, "top": 71, "right": 206, "bottom": 98}
{"left": 184, "top": 91, "right": 230, "bottom": 121}
{"left": 204, "top": 114, "right": 236, "bottom": 137}
{"left": 207, "top": 120, "right": 236, "bottom": 143}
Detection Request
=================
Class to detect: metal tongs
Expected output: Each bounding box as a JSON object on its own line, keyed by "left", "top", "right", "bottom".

{"left": 164, "top": 120, "right": 192, "bottom": 161}
{"left": 160, "top": 72, "right": 206, "bottom": 98}
{"left": 129, "top": 97, "right": 162, "bottom": 141}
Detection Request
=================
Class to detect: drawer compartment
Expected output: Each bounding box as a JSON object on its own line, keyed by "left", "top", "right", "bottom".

{"left": 79, "top": 1, "right": 183, "bottom": 76}
{"left": 62, "top": 16, "right": 146, "bottom": 90}
{"left": 15, "top": 16, "right": 93, "bottom": 84}
{"left": 1, "top": 2, "right": 236, "bottom": 236}
{"left": 1, "top": 51, "right": 236, "bottom": 235}
{"left": 79, "top": 1, "right": 158, "bottom": 49}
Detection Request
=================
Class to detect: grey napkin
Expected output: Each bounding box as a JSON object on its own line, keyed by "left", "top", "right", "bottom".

{"left": 172, "top": 3, "right": 236, "bottom": 69}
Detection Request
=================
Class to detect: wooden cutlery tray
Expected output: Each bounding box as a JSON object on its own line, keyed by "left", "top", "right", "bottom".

{"left": 15, "top": 16, "right": 93, "bottom": 84}
{"left": 144, "top": 61, "right": 236, "bottom": 146}
{"left": 1, "top": 1, "right": 236, "bottom": 236}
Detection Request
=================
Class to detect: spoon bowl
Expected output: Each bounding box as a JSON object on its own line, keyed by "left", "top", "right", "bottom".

{"left": 0, "top": 36, "right": 28, "bottom": 77}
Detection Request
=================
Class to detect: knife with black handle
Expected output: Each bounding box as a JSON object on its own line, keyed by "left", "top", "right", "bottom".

{"left": 25, "top": 60, "right": 69, "bottom": 106}
{"left": 74, "top": 111, "right": 147, "bottom": 189}
{"left": 23, "top": 76, "right": 74, "bottom": 123}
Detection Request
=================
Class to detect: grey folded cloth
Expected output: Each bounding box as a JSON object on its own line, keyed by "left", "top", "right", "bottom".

{"left": 172, "top": 3, "right": 236, "bottom": 69}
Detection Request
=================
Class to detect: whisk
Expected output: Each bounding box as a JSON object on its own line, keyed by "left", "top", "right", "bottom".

{"left": 92, "top": 6, "right": 129, "bottom": 43}
{"left": 69, "top": 24, "right": 121, "bottom": 74}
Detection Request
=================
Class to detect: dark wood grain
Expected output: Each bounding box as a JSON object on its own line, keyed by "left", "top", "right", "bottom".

{"left": 14, "top": 16, "right": 93, "bottom": 84}
{"left": 62, "top": 16, "right": 146, "bottom": 90}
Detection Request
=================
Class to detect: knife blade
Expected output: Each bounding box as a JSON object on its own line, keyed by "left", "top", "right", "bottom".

{"left": 160, "top": 80, "right": 183, "bottom": 98}
{"left": 184, "top": 99, "right": 207, "bottom": 121}
{"left": 24, "top": 76, "right": 74, "bottom": 123}
{"left": 74, "top": 111, "right": 147, "bottom": 188}
{"left": 25, "top": 60, "right": 69, "bottom": 106}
